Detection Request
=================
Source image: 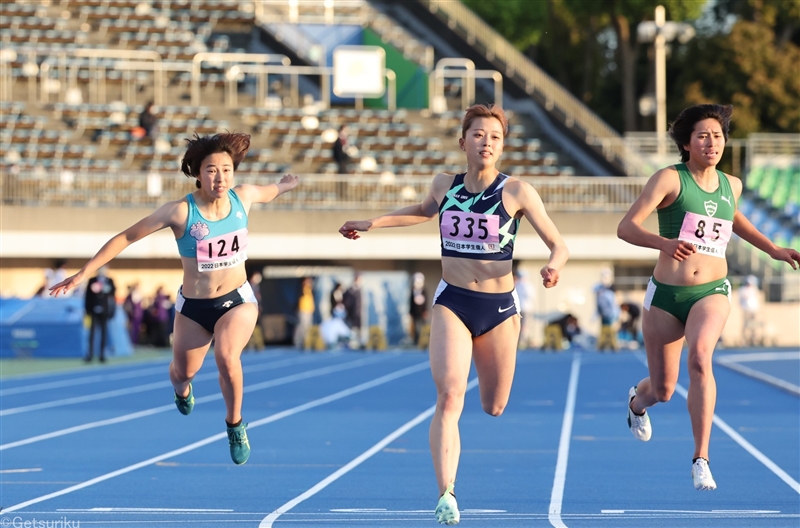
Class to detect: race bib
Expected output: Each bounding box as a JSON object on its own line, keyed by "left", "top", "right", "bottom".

{"left": 440, "top": 211, "right": 500, "bottom": 254}
{"left": 196, "top": 228, "right": 248, "bottom": 272}
{"left": 678, "top": 212, "right": 732, "bottom": 258}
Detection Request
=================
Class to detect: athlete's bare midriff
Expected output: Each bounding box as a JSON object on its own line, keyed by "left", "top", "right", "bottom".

{"left": 653, "top": 251, "right": 728, "bottom": 286}
{"left": 179, "top": 259, "right": 248, "bottom": 299}
{"left": 441, "top": 256, "right": 515, "bottom": 292}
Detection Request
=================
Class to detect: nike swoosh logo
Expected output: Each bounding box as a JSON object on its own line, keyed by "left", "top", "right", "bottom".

{"left": 481, "top": 193, "right": 498, "bottom": 201}
{"left": 498, "top": 305, "right": 514, "bottom": 313}
{"left": 714, "top": 287, "right": 726, "bottom": 292}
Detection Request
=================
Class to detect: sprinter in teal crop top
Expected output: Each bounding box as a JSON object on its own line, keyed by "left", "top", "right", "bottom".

{"left": 48, "top": 132, "right": 300, "bottom": 467}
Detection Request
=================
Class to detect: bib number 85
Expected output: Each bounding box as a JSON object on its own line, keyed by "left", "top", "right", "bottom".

{"left": 694, "top": 220, "right": 722, "bottom": 241}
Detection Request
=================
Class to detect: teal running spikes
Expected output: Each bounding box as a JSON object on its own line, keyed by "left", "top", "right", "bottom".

{"left": 434, "top": 483, "right": 460, "bottom": 525}
{"left": 174, "top": 383, "right": 195, "bottom": 415}
{"left": 227, "top": 421, "right": 250, "bottom": 465}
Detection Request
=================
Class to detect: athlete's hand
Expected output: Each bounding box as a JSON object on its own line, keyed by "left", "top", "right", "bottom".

{"left": 339, "top": 220, "right": 372, "bottom": 240}
{"left": 540, "top": 266, "right": 559, "bottom": 288}
{"left": 663, "top": 239, "right": 696, "bottom": 262}
{"left": 279, "top": 173, "right": 299, "bottom": 190}
{"left": 771, "top": 246, "right": 800, "bottom": 270}
{"left": 49, "top": 274, "right": 82, "bottom": 298}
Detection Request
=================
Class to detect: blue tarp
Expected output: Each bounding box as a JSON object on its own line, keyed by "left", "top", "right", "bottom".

{"left": 0, "top": 297, "right": 132, "bottom": 358}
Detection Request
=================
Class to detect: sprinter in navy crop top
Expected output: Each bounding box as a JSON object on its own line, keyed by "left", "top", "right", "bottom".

{"left": 337, "top": 104, "right": 569, "bottom": 523}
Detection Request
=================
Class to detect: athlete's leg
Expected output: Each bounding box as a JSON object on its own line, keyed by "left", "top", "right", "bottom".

{"left": 630, "top": 306, "right": 685, "bottom": 414}
{"left": 170, "top": 312, "right": 213, "bottom": 398}
{"left": 429, "top": 304, "right": 473, "bottom": 496}
{"left": 683, "top": 294, "right": 730, "bottom": 460}
{"left": 213, "top": 302, "right": 258, "bottom": 424}
{"left": 471, "top": 315, "right": 520, "bottom": 416}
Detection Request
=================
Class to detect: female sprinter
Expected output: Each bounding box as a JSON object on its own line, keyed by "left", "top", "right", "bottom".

{"left": 618, "top": 104, "right": 799, "bottom": 490}
{"left": 339, "top": 104, "right": 569, "bottom": 524}
{"left": 50, "top": 132, "right": 299, "bottom": 465}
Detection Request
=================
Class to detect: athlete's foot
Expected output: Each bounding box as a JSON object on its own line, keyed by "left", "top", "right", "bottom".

{"left": 692, "top": 458, "right": 717, "bottom": 490}
{"left": 627, "top": 386, "right": 652, "bottom": 441}
{"left": 434, "top": 483, "right": 460, "bottom": 525}
{"left": 174, "top": 383, "right": 194, "bottom": 415}
{"left": 227, "top": 420, "right": 250, "bottom": 465}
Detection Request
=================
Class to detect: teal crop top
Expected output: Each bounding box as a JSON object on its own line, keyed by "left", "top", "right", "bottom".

{"left": 176, "top": 189, "right": 249, "bottom": 272}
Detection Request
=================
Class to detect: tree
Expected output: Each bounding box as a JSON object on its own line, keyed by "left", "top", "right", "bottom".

{"left": 673, "top": 20, "right": 800, "bottom": 136}
{"left": 460, "top": 0, "right": 703, "bottom": 133}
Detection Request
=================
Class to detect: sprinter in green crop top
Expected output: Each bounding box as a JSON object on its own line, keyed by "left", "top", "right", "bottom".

{"left": 617, "top": 104, "right": 800, "bottom": 491}
{"left": 50, "top": 132, "right": 299, "bottom": 465}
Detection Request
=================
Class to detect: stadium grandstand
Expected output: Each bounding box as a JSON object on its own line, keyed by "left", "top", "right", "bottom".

{"left": 1, "top": 0, "right": 798, "bottom": 353}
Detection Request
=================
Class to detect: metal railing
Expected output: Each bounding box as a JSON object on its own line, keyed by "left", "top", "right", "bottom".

{"left": 254, "top": 0, "right": 434, "bottom": 71}
{"left": 0, "top": 171, "right": 648, "bottom": 211}
{"left": 420, "top": 0, "right": 648, "bottom": 175}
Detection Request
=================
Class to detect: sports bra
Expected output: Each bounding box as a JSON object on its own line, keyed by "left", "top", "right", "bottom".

{"left": 438, "top": 172, "right": 519, "bottom": 261}
{"left": 175, "top": 189, "right": 249, "bottom": 271}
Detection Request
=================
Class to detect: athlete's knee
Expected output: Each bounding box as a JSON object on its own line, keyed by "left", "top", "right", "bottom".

{"left": 652, "top": 383, "right": 675, "bottom": 403}
{"left": 170, "top": 360, "right": 198, "bottom": 383}
{"left": 687, "top": 353, "right": 713, "bottom": 377}
{"left": 436, "top": 389, "right": 465, "bottom": 416}
{"left": 481, "top": 400, "right": 506, "bottom": 417}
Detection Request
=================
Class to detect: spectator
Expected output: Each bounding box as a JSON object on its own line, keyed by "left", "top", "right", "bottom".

{"left": 332, "top": 124, "right": 352, "bottom": 175}
{"left": 595, "top": 277, "right": 620, "bottom": 352}
{"left": 246, "top": 270, "right": 266, "bottom": 351}
{"left": 514, "top": 269, "right": 535, "bottom": 349}
{"left": 409, "top": 272, "right": 428, "bottom": 348}
{"left": 343, "top": 273, "right": 363, "bottom": 347}
{"left": 43, "top": 259, "right": 70, "bottom": 297}
{"left": 123, "top": 283, "right": 145, "bottom": 345}
{"left": 330, "top": 281, "right": 345, "bottom": 316}
{"left": 319, "top": 304, "right": 352, "bottom": 349}
{"left": 619, "top": 300, "right": 642, "bottom": 347}
{"left": 293, "top": 277, "right": 315, "bottom": 349}
{"left": 145, "top": 286, "right": 171, "bottom": 347}
{"left": 739, "top": 275, "right": 761, "bottom": 346}
{"left": 84, "top": 266, "right": 116, "bottom": 362}
{"left": 139, "top": 101, "right": 160, "bottom": 140}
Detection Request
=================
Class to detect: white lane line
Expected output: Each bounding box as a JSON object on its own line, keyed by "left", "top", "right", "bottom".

{"left": 0, "top": 468, "right": 42, "bottom": 474}
{"left": 0, "top": 366, "right": 167, "bottom": 396}
{"left": 715, "top": 358, "right": 800, "bottom": 396}
{"left": 59, "top": 508, "right": 234, "bottom": 512}
{"left": 3, "top": 300, "right": 35, "bottom": 324}
{"left": 0, "top": 353, "right": 318, "bottom": 397}
{"left": 548, "top": 353, "right": 581, "bottom": 528}
{"left": 717, "top": 351, "right": 800, "bottom": 362}
{"left": 601, "top": 508, "right": 780, "bottom": 513}
{"left": 635, "top": 353, "right": 800, "bottom": 495}
{"left": 259, "top": 377, "right": 480, "bottom": 528}
{"left": 0, "top": 352, "right": 348, "bottom": 416}
{"left": 2, "top": 361, "right": 430, "bottom": 514}
{"left": 0, "top": 355, "right": 390, "bottom": 451}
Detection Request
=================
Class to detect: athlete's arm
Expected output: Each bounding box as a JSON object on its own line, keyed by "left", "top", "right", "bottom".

{"left": 339, "top": 173, "right": 445, "bottom": 239}
{"left": 725, "top": 174, "right": 799, "bottom": 268}
{"left": 617, "top": 168, "right": 696, "bottom": 262}
{"left": 732, "top": 210, "right": 800, "bottom": 269}
{"left": 510, "top": 180, "right": 569, "bottom": 287}
{"left": 49, "top": 200, "right": 185, "bottom": 296}
{"left": 235, "top": 174, "right": 299, "bottom": 209}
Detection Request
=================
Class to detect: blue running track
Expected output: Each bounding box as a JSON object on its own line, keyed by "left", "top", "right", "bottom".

{"left": 1, "top": 347, "right": 798, "bottom": 527}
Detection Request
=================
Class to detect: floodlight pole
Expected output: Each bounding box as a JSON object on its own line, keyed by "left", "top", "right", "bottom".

{"left": 655, "top": 5, "right": 667, "bottom": 155}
